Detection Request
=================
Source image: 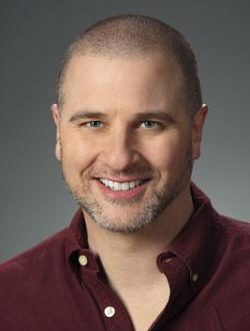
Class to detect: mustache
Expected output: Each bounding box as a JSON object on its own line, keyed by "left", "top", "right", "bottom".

{"left": 86, "top": 164, "right": 154, "bottom": 179}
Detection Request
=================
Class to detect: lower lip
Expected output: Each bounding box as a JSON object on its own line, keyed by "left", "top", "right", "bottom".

{"left": 96, "top": 180, "right": 149, "bottom": 200}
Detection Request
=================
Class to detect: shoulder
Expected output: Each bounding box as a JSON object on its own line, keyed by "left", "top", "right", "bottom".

{"left": 0, "top": 227, "right": 70, "bottom": 286}
{"left": 0, "top": 224, "right": 82, "bottom": 330}
{"left": 216, "top": 213, "right": 250, "bottom": 251}
{"left": 214, "top": 216, "right": 250, "bottom": 329}
{"left": 212, "top": 212, "right": 250, "bottom": 270}
{"left": 210, "top": 214, "right": 250, "bottom": 323}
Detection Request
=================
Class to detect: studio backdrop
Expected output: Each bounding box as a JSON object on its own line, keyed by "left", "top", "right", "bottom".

{"left": 1, "top": 0, "right": 249, "bottom": 261}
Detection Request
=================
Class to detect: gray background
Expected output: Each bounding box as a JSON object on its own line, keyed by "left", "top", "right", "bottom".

{"left": 1, "top": 0, "right": 249, "bottom": 262}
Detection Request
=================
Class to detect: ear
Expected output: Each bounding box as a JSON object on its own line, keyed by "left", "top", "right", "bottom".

{"left": 192, "top": 104, "right": 208, "bottom": 160}
{"left": 51, "top": 103, "right": 62, "bottom": 161}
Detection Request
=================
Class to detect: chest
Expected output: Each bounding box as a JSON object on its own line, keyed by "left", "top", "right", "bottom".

{"left": 118, "top": 279, "right": 171, "bottom": 331}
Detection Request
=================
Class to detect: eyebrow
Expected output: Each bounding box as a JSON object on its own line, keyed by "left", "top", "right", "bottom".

{"left": 69, "top": 109, "right": 176, "bottom": 123}
{"left": 69, "top": 111, "right": 107, "bottom": 123}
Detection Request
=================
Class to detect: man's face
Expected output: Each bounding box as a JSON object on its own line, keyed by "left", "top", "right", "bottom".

{"left": 53, "top": 52, "right": 206, "bottom": 233}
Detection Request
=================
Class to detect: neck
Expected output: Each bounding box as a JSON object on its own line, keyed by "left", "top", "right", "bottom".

{"left": 83, "top": 186, "right": 193, "bottom": 293}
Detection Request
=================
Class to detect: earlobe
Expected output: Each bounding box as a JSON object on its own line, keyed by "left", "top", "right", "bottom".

{"left": 51, "top": 103, "right": 62, "bottom": 161}
{"left": 192, "top": 104, "right": 208, "bottom": 160}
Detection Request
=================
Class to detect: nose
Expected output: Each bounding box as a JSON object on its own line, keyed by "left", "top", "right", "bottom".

{"left": 101, "top": 127, "right": 139, "bottom": 172}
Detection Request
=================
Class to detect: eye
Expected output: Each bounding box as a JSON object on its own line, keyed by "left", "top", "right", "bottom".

{"left": 85, "top": 121, "right": 103, "bottom": 128}
{"left": 140, "top": 120, "right": 160, "bottom": 129}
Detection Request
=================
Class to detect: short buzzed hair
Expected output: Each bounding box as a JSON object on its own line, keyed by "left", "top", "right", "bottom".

{"left": 57, "top": 14, "right": 202, "bottom": 117}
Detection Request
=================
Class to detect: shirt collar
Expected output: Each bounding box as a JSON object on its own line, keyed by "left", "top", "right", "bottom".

{"left": 168, "top": 182, "right": 220, "bottom": 282}
{"left": 64, "top": 209, "right": 100, "bottom": 274}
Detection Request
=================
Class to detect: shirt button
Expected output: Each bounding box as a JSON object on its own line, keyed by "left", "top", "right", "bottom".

{"left": 192, "top": 273, "right": 199, "bottom": 282}
{"left": 104, "top": 306, "right": 116, "bottom": 318}
{"left": 165, "top": 258, "right": 173, "bottom": 263}
{"left": 78, "top": 255, "right": 88, "bottom": 266}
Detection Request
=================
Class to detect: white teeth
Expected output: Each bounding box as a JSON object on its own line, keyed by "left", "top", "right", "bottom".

{"left": 113, "top": 182, "right": 120, "bottom": 191}
{"left": 99, "top": 178, "right": 144, "bottom": 191}
{"left": 108, "top": 180, "right": 114, "bottom": 189}
{"left": 122, "top": 183, "right": 129, "bottom": 190}
{"left": 129, "top": 181, "right": 136, "bottom": 189}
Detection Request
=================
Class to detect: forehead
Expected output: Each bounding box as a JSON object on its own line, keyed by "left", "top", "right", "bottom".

{"left": 62, "top": 52, "right": 184, "bottom": 114}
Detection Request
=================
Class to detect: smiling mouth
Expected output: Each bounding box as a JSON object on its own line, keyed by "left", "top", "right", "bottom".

{"left": 98, "top": 178, "right": 148, "bottom": 191}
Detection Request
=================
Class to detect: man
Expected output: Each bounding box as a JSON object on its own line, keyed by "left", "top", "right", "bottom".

{"left": 0, "top": 14, "right": 249, "bottom": 331}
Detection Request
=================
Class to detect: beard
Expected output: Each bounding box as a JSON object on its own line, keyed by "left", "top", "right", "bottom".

{"left": 61, "top": 142, "right": 193, "bottom": 234}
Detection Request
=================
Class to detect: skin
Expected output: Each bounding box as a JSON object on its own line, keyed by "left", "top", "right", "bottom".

{"left": 52, "top": 52, "right": 208, "bottom": 331}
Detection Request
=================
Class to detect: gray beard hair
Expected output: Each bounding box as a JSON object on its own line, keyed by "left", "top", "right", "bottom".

{"left": 74, "top": 190, "right": 174, "bottom": 234}
{"left": 62, "top": 143, "right": 193, "bottom": 234}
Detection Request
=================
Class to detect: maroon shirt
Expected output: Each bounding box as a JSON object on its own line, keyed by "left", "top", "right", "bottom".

{"left": 0, "top": 183, "right": 250, "bottom": 330}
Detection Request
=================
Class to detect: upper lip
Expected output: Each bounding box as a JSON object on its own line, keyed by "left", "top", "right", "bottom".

{"left": 95, "top": 177, "right": 150, "bottom": 182}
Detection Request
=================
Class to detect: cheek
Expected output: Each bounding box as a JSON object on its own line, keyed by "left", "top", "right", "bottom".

{"left": 61, "top": 132, "right": 95, "bottom": 172}
{"left": 142, "top": 133, "right": 187, "bottom": 173}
